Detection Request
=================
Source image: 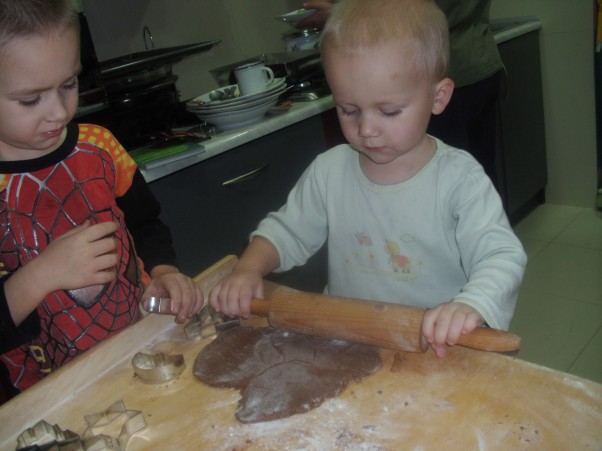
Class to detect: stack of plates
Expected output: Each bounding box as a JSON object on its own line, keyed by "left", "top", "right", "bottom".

{"left": 186, "top": 78, "right": 288, "bottom": 131}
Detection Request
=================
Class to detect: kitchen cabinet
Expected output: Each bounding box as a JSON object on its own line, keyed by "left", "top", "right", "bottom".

{"left": 496, "top": 29, "right": 547, "bottom": 224}
{"left": 149, "top": 114, "right": 329, "bottom": 292}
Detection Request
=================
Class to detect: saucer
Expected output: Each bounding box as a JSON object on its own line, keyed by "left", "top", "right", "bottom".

{"left": 276, "top": 8, "right": 317, "bottom": 24}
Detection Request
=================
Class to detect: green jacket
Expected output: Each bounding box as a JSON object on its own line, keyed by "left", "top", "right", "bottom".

{"left": 436, "top": 0, "right": 503, "bottom": 87}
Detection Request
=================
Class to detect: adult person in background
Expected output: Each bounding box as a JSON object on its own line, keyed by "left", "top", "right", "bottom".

{"left": 297, "top": 0, "right": 504, "bottom": 190}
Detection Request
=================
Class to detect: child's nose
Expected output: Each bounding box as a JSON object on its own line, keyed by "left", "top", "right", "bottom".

{"left": 46, "top": 92, "right": 69, "bottom": 122}
{"left": 358, "top": 113, "right": 379, "bottom": 138}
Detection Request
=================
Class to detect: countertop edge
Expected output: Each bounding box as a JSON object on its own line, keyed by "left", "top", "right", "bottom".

{"left": 493, "top": 17, "right": 542, "bottom": 44}
{"left": 141, "top": 96, "right": 335, "bottom": 183}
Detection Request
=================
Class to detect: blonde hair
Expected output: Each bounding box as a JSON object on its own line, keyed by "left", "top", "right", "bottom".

{"left": 0, "top": 0, "right": 79, "bottom": 51}
{"left": 321, "top": 0, "right": 449, "bottom": 81}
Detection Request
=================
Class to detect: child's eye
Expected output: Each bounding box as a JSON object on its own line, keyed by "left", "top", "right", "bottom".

{"left": 338, "top": 107, "right": 357, "bottom": 117}
{"left": 19, "top": 97, "right": 42, "bottom": 107}
{"left": 382, "top": 110, "right": 401, "bottom": 117}
{"left": 63, "top": 78, "right": 79, "bottom": 90}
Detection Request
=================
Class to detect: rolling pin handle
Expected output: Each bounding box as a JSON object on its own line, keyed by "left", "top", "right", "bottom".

{"left": 457, "top": 326, "right": 521, "bottom": 352}
{"left": 250, "top": 298, "right": 271, "bottom": 317}
{"left": 419, "top": 333, "right": 430, "bottom": 352}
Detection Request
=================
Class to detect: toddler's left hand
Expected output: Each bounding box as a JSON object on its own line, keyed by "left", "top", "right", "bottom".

{"left": 143, "top": 266, "right": 204, "bottom": 323}
{"left": 422, "top": 301, "right": 484, "bottom": 358}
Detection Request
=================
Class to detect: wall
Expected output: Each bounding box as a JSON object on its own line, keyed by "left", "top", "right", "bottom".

{"left": 491, "top": 0, "right": 597, "bottom": 208}
{"left": 82, "top": 0, "right": 598, "bottom": 209}
{"left": 82, "top": 0, "right": 300, "bottom": 100}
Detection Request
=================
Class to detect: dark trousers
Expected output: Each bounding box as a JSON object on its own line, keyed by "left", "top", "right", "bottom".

{"left": 428, "top": 69, "right": 504, "bottom": 189}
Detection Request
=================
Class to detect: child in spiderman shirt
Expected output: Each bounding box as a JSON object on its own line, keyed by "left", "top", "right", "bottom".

{"left": 0, "top": 0, "right": 204, "bottom": 396}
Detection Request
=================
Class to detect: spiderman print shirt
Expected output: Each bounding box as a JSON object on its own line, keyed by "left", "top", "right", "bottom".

{"left": 0, "top": 123, "right": 173, "bottom": 391}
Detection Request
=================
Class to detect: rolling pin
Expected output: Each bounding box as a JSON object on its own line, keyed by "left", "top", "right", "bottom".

{"left": 250, "top": 286, "right": 521, "bottom": 353}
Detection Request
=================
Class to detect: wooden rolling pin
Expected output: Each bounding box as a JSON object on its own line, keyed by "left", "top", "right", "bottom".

{"left": 250, "top": 286, "right": 521, "bottom": 353}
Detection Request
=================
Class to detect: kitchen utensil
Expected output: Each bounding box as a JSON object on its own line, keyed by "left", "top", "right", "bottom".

{"left": 246, "top": 286, "right": 520, "bottom": 353}
{"left": 197, "top": 256, "right": 519, "bottom": 353}
{"left": 143, "top": 296, "right": 173, "bottom": 315}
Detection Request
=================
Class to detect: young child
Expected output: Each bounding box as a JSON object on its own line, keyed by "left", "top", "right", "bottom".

{"left": 210, "top": 0, "right": 527, "bottom": 358}
{"left": 0, "top": 0, "right": 203, "bottom": 394}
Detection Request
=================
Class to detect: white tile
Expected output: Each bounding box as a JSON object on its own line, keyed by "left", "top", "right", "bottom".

{"left": 521, "top": 242, "right": 602, "bottom": 305}
{"left": 513, "top": 203, "right": 583, "bottom": 242}
{"left": 554, "top": 208, "right": 602, "bottom": 251}
{"left": 518, "top": 237, "right": 548, "bottom": 264}
{"left": 510, "top": 289, "right": 602, "bottom": 372}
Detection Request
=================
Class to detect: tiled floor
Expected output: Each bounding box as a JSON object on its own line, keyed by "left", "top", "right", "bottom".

{"left": 510, "top": 203, "right": 602, "bottom": 384}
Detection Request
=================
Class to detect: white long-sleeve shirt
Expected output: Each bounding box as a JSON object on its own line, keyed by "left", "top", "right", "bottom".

{"left": 252, "top": 139, "right": 526, "bottom": 330}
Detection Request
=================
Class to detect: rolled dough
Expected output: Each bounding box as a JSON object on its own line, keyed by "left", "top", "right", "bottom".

{"left": 193, "top": 326, "right": 382, "bottom": 423}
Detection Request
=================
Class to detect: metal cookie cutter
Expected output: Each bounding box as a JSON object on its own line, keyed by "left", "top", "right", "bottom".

{"left": 184, "top": 304, "right": 239, "bottom": 340}
{"left": 83, "top": 400, "right": 146, "bottom": 450}
{"left": 16, "top": 420, "right": 80, "bottom": 450}
{"left": 131, "top": 351, "right": 185, "bottom": 384}
{"left": 143, "top": 296, "right": 173, "bottom": 315}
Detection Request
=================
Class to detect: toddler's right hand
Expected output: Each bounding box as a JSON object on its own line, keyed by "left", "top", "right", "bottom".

{"left": 208, "top": 268, "right": 264, "bottom": 319}
{"left": 36, "top": 221, "right": 119, "bottom": 294}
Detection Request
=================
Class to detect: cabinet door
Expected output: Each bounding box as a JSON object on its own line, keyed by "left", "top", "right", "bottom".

{"left": 498, "top": 31, "right": 548, "bottom": 222}
{"left": 149, "top": 115, "right": 328, "bottom": 291}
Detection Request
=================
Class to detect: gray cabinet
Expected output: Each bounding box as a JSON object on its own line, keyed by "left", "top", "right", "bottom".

{"left": 149, "top": 115, "right": 328, "bottom": 292}
{"left": 497, "top": 30, "right": 548, "bottom": 223}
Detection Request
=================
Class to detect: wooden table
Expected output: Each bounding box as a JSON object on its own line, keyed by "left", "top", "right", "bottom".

{"left": 1, "top": 258, "right": 601, "bottom": 450}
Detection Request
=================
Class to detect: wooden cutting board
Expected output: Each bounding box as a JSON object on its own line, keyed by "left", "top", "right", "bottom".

{"left": 1, "top": 258, "right": 601, "bottom": 450}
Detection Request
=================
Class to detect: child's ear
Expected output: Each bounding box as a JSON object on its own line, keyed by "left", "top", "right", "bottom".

{"left": 432, "top": 77, "right": 454, "bottom": 115}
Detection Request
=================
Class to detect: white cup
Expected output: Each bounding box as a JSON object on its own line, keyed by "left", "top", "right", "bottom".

{"left": 234, "top": 61, "right": 275, "bottom": 96}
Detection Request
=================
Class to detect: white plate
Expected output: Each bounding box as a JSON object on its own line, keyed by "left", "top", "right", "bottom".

{"left": 186, "top": 84, "right": 287, "bottom": 114}
{"left": 186, "top": 78, "right": 286, "bottom": 109}
{"left": 195, "top": 93, "right": 280, "bottom": 119}
{"left": 194, "top": 97, "right": 279, "bottom": 131}
{"left": 276, "top": 8, "right": 317, "bottom": 24}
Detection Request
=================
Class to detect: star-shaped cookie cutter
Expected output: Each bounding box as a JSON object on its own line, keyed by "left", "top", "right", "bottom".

{"left": 184, "top": 304, "right": 239, "bottom": 340}
{"left": 131, "top": 351, "right": 185, "bottom": 384}
{"left": 83, "top": 400, "right": 146, "bottom": 449}
{"left": 16, "top": 419, "right": 79, "bottom": 450}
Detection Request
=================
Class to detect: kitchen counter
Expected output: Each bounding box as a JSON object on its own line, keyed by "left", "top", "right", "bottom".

{"left": 1, "top": 258, "right": 600, "bottom": 450}
{"left": 140, "top": 96, "right": 335, "bottom": 183}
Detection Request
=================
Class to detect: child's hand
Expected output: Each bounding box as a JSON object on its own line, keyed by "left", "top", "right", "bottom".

{"left": 208, "top": 268, "right": 264, "bottom": 319}
{"left": 422, "top": 301, "right": 484, "bottom": 358}
{"left": 36, "top": 221, "right": 119, "bottom": 294}
{"left": 144, "top": 265, "right": 204, "bottom": 324}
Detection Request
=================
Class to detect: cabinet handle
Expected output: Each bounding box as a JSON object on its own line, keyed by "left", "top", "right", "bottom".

{"left": 222, "top": 163, "right": 270, "bottom": 186}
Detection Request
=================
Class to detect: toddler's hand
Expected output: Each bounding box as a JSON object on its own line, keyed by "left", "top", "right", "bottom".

{"left": 144, "top": 267, "right": 204, "bottom": 324}
{"left": 422, "top": 301, "right": 484, "bottom": 358}
{"left": 208, "top": 268, "right": 264, "bottom": 319}
{"left": 36, "top": 221, "right": 119, "bottom": 294}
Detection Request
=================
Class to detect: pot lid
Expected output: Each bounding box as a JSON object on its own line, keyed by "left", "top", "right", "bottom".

{"left": 99, "top": 40, "right": 221, "bottom": 79}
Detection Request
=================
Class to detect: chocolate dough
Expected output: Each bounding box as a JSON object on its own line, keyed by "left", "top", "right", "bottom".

{"left": 193, "top": 326, "right": 382, "bottom": 423}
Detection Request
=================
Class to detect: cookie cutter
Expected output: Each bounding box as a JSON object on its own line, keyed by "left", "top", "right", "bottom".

{"left": 16, "top": 420, "right": 80, "bottom": 450}
{"left": 142, "top": 296, "right": 172, "bottom": 315}
{"left": 184, "top": 304, "right": 239, "bottom": 340}
{"left": 131, "top": 351, "right": 185, "bottom": 384}
{"left": 83, "top": 400, "right": 146, "bottom": 449}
